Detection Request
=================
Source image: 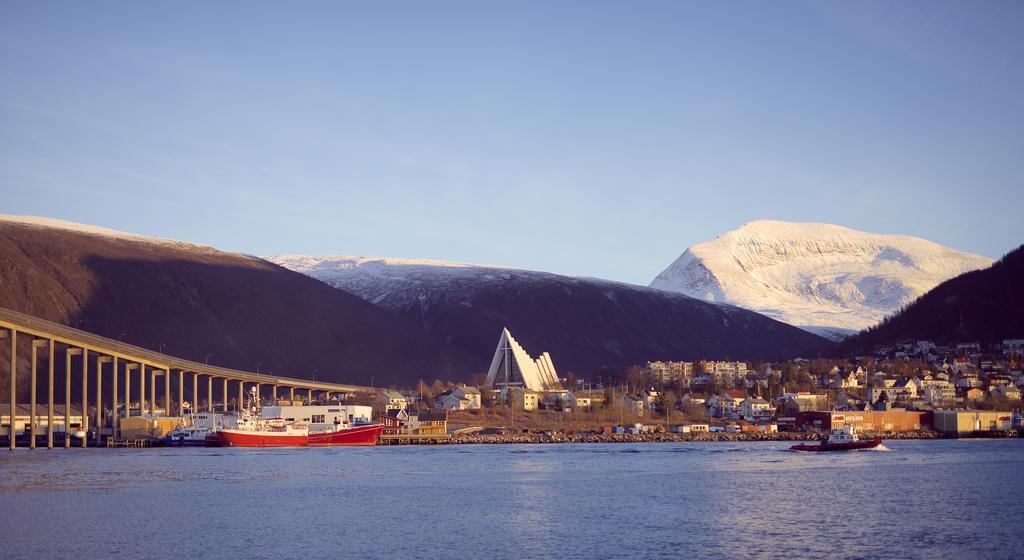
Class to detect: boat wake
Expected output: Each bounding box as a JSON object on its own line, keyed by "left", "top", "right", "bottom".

{"left": 867, "top": 444, "right": 891, "bottom": 452}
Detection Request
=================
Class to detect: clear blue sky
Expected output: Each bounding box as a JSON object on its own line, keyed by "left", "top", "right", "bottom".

{"left": 2, "top": 1, "right": 1022, "bottom": 284}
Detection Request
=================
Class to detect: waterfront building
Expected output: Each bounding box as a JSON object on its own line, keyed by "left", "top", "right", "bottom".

{"left": 933, "top": 410, "right": 1013, "bottom": 434}
{"left": 381, "top": 409, "right": 409, "bottom": 434}
{"left": 484, "top": 328, "right": 561, "bottom": 392}
{"left": 407, "top": 409, "right": 448, "bottom": 435}
{"left": 119, "top": 416, "right": 179, "bottom": 439}
{"left": 792, "top": 411, "right": 930, "bottom": 432}
{"left": 0, "top": 404, "right": 84, "bottom": 437}
{"left": 739, "top": 397, "right": 773, "bottom": 422}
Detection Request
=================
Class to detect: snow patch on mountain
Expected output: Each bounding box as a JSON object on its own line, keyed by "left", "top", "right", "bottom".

{"left": 649, "top": 220, "right": 993, "bottom": 338}
{"left": 267, "top": 255, "right": 661, "bottom": 307}
{"left": 0, "top": 214, "right": 215, "bottom": 251}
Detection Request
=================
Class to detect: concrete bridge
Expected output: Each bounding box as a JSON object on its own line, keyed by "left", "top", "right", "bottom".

{"left": 1, "top": 306, "right": 374, "bottom": 450}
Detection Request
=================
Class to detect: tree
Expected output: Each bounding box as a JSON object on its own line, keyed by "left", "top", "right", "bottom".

{"left": 565, "top": 371, "right": 578, "bottom": 391}
{"left": 625, "top": 365, "right": 646, "bottom": 390}
{"left": 656, "top": 390, "right": 677, "bottom": 417}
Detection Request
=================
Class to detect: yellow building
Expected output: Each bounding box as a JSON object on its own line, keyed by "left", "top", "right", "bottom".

{"left": 410, "top": 409, "right": 447, "bottom": 435}
{"left": 511, "top": 388, "right": 540, "bottom": 411}
{"left": 118, "top": 416, "right": 179, "bottom": 439}
{"left": 933, "top": 410, "right": 1012, "bottom": 434}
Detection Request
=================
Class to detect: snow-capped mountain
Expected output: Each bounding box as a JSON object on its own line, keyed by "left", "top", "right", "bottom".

{"left": 649, "top": 220, "right": 994, "bottom": 339}
{"left": 267, "top": 255, "right": 827, "bottom": 372}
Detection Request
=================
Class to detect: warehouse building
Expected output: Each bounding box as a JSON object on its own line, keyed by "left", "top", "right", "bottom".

{"left": 933, "top": 410, "right": 1013, "bottom": 434}
{"left": 789, "top": 411, "right": 931, "bottom": 432}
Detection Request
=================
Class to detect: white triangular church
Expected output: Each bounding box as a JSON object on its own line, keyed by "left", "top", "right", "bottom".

{"left": 485, "top": 328, "right": 561, "bottom": 391}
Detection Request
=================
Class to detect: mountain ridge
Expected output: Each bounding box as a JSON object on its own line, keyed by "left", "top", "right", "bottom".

{"left": 268, "top": 254, "right": 829, "bottom": 374}
{"left": 832, "top": 244, "right": 1024, "bottom": 355}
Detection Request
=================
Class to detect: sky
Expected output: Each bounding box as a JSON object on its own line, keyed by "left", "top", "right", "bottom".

{"left": 1, "top": 1, "right": 1022, "bottom": 285}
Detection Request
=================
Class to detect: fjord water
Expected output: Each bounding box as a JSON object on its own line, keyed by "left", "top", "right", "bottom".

{"left": 1, "top": 440, "right": 1021, "bottom": 560}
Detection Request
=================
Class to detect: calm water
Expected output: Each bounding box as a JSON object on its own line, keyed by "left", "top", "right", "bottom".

{"left": 1, "top": 439, "right": 1022, "bottom": 560}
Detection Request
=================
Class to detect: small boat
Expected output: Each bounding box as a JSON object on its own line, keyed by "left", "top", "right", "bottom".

{"left": 166, "top": 408, "right": 224, "bottom": 447}
{"left": 791, "top": 425, "right": 881, "bottom": 452}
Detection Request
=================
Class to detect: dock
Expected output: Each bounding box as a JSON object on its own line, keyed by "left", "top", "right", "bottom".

{"left": 379, "top": 433, "right": 452, "bottom": 445}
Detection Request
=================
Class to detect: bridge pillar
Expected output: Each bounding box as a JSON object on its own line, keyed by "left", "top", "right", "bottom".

{"left": 139, "top": 363, "right": 146, "bottom": 418}
{"left": 7, "top": 329, "right": 16, "bottom": 450}
{"left": 178, "top": 370, "right": 184, "bottom": 417}
{"left": 207, "top": 376, "right": 213, "bottom": 413}
{"left": 192, "top": 372, "right": 199, "bottom": 414}
{"left": 31, "top": 339, "right": 48, "bottom": 449}
{"left": 238, "top": 381, "right": 244, "bottom": 411}
{"left": 149, "top": 366, "right": 156, "bottom": 417}
{"left": 111, "top": 357, "right": 119, "bottom": 438}
{"left": 124, "top": 362, "right": 133, "bottom": 420}
{"left": 164, "top": 369, "right": 170, "bottom": 418}
{"left": 81, "top": 348, "right": 88, "bottom": 448}
{"left": 289, "top": 387, "right": 295, "bottom": 402}
{"left": 65, "top": 348, "right": 81, "bottom": 448}
{"left": 222, "top": 378, "right": 228, "bottom": 412}
{"left": 47, "top": 338, "right": 54, "bottom": 448}
{"left": 97, "top": 356, "right": 112, "bottom": 445}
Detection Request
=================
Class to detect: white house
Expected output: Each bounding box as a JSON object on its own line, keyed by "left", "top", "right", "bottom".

{"left": 739, "top": 398, "right": 773, "bottom": 422}
{"left": 435, "top": 394, "right": 473, "bottom": 411}
{"left": 452, "top": 386, "right": 481, "bottom": 410}
{"left": 380, "top": 390, "right": 408, "bottom": 411}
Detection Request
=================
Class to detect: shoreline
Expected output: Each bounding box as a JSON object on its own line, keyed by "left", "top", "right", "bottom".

{"left": 449, "top": 430, "right": 1021, "bottom": 445}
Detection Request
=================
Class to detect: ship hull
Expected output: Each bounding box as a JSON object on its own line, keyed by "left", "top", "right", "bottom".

{"left": 217, "top": 429, "right": 308, "bottom": 447}
{"left": 791, "top": 437, "right": 882, "bottom": 452}
{"left": 308, "top": 424, "right": 384, "bottom": 446}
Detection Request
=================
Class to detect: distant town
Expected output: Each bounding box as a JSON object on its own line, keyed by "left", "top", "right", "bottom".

{"left": 366, "top": 332, "right": 1024, "bottom": 441}
{"left": 3, "top": 327, "right": 1022, "bottom": 446}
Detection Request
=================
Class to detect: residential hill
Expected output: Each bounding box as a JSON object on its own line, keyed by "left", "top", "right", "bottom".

{"left": 267, "top": 255, "right": 828, "bottom": 376}
{"left": 832, "top": 245, "right": 1024, "bottom": 355}
{"left": 649, "top": 220, "right": 992, "bottom": 339}
{"left": 0, "top": 215, "right": 464, "bottom": 387}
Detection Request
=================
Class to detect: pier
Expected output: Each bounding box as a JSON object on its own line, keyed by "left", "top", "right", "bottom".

{"left": 1, "top": 306, "right": 373, "bottom": 450}
{"left": 379, "top": 433, "right": 452, "bottom": 445}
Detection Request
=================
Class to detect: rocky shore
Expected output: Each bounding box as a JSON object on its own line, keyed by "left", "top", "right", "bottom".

{"left": 450, "top": 429, "right": 1021, "bottom": 445}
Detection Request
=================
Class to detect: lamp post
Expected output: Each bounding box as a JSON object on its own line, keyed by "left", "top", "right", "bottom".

{"left": 256, "top": 361, "right": 262, "bottom": 374}
{"left": 205, "top": 354, "right": 211, "bottom": 365}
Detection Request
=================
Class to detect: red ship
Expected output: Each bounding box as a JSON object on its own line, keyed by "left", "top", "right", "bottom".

{"left": 217, "top": 388, "right": 384, "bottom": 447}
{"left": 791, "top": 425, "right": 882, "bottom": 452}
